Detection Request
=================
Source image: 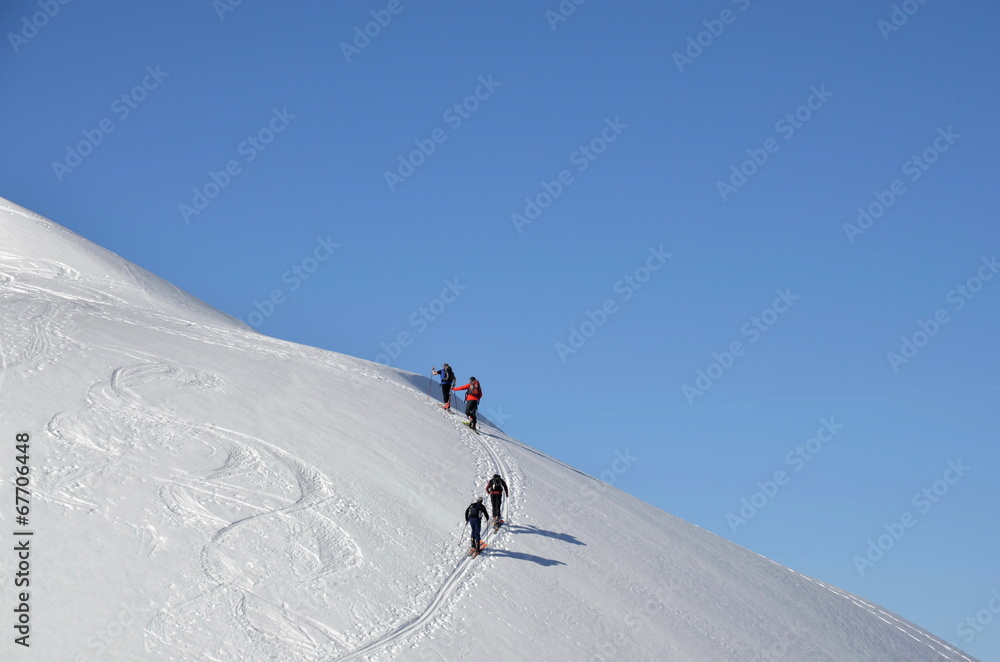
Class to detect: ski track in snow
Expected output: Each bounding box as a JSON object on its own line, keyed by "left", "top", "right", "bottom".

{"left": 42, "top": 361, "right": 367, "bottom": 661}
{"left": 0, "top": 234, "right": 529, "bottom": 660}
{"left": 0, "top": 296, "right": 67, "bottom": 392}
{"left": 0, "top": 252, "right": 130, "bottom": 308}
{"left": 147, "top": 425, "right": 363, "bottom": 661}
{"left": 338, "top": 391, "right": 524, "bottom": 661}
{"left": 5, "top": 200, "right": 976, "bottom": 661}
{"left": 793, "top": 570, "right": 975, "bottom": 661}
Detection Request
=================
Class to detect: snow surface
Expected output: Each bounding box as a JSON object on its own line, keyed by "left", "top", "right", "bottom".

{"left": 0, "top": 196, "right": 980, "bottom": 661}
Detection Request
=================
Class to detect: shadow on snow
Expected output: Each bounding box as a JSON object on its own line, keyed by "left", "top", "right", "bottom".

{"left": 483, "top": 548, "right": 566, "bottom": 567}
{"left": 506, "top": 524, "right": 585, "bottom": 546}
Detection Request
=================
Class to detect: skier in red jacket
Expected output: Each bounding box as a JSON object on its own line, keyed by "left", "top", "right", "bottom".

{"left": 452, "top": 377, "right": 482, "bottom": 432}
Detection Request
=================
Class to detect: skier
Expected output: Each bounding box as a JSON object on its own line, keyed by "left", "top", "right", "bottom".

{"left": 431, "top": 363, "right": 455, "bottom": 409}
{"left": 452, "top": 376, "right": 482, "bottom": 432}
{"left": 465, "top": 496, "right": 490, "bottom": 553}
{"left": 485, "top": 473, "right": 509, "bottom": 525}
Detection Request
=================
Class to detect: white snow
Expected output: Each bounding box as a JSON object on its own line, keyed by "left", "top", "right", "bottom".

{"left": 0, "top": 197, "right": 979, "bottom": 661}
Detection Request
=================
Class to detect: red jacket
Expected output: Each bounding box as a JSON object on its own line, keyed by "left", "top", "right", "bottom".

{"left": 452, "top": 380, "right": 481, "bottom": 401}
{"left": 486, "top": 476, "right": 508, "bottom": 496}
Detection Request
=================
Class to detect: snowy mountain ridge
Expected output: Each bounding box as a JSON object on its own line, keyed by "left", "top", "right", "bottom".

{"left": 0, "top": 197, "right": 979, "bottom": 661}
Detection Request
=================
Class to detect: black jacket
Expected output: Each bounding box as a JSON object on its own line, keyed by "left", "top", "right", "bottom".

{"left": 465, "top": 502, "right": 489, "bottom": 521}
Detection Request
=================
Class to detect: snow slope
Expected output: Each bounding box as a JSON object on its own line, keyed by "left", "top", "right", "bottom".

{"left": 0, "top": 197, "right": 979, "bottom": 661}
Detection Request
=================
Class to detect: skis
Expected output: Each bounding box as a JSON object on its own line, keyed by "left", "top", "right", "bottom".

{"left": 492, "top": 518, "right": 504, "bottom": 532}
{"left": 468, "top": 540, "right": 487, "bottom": 557}
{"left": 439, "top": 404, "right": 465, "bottom": 419}
{"left": 462, "top": 420, "right": 479, "bottom": 434}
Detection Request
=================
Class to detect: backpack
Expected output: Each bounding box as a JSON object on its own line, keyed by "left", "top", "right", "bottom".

{"left": 488, "top": 477, "right": 503, "bottom": 493}
{"left": 469, "top": 380, "right": 482, "bottom": 399}
{"left": 465, "top": 503, "right": 481, "bottom": 520}
{"left": 442, "top": 366, "right": 454, "bottom": 384}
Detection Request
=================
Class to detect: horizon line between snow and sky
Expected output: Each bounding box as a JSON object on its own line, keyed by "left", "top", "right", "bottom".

{"left": 2, "top": 1, "right": 998, "bottom": 659}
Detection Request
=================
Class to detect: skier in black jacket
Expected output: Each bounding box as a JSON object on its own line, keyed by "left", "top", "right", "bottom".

{"left": 465, "top": 496, "right": 490, "bottom": 552}
{"left": 431, "top": 364, "right": 455, "bottom": 409}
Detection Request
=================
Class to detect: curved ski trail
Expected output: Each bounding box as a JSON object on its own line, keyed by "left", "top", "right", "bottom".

{"left": 339, "top": 396, "right": 524, "bottom": 661}
{"left": 44, "top": 362, "right": 365, "bottom": 661}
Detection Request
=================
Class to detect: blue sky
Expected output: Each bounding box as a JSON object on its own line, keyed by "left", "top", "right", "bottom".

{"left": 3, "top": 0, "right": 999, "bottom": 658}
